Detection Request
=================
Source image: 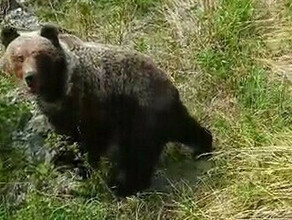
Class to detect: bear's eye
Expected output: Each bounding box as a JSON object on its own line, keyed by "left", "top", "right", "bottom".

{"left": 16, "top": 55, "right": 24, "bottom": 63}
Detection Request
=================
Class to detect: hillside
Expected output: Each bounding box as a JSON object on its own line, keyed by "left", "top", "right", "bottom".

{"left": 0, "top": 0, "right": 292, "bottom": 219}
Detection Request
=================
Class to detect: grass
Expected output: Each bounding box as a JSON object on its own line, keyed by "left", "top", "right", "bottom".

{"left": 1, "top": 0, "right": 292, "bottom": 219}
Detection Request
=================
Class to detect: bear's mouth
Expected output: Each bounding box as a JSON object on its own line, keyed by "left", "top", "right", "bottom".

{"left": 28, "top": 86, "right": 37, "bottom": 94}
{"left": 25, "top": 80, "right": 37, "bottom": 93}
{"left": 25, "top": 81, "right": 37, "bottom": 94}
{"left": 24, "top": 74, "right": 37, "bottom": 94}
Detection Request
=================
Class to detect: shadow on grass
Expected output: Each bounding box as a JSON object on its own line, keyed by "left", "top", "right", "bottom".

{"left": 150, "top": 150, "right": 213, "bottom": 194}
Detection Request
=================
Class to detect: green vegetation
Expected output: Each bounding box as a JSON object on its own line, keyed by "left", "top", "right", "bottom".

{"left": 1, "top": 0, "right": 292, "bottom": 219}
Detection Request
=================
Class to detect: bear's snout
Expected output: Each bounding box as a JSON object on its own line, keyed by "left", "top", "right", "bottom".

{"left": 24, "top": 71, "right": 37, "bottom": 91}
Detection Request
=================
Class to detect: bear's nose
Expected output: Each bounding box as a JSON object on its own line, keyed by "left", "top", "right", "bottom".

{"left": 24, "top": 72, "right": 36, "bottom": 88}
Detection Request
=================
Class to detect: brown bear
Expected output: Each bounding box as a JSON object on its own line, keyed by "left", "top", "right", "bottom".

{"left": 0, "top": 24, "right": 213, "bottom": 197}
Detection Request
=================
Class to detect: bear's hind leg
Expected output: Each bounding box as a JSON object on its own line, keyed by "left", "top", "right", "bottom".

{"left": 110, "top": 128, "right": 164, "bottom": 197}
{"left": 182, "top": 116, "right": 213, "bottom": 157}
{"left": 169, "top": 101, "right": 213, "bottom": 157}
{"left": 83, "top": 132, "right": 111, "bottom": 168}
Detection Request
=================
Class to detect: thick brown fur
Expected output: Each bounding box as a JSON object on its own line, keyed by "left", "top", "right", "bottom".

{"left": 1, "top": 24, "right": 213, "bottom": 197}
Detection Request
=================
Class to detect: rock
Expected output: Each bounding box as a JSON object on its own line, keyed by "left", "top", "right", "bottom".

{"left": 1, "top": 0, "right": 39, "bottom": 30}
{"left": 0, "top": 0, "right": 21, "bottom": 15}
{"left": 3, "top": 7, "right": 39, "bottom": 29}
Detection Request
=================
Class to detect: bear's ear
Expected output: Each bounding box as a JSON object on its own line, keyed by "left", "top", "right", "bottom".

{"left": 1, "top": 26, "right": 20, "bottom": 48}
{"left": 40, "top": 24, "right": 61, "bottom": 48}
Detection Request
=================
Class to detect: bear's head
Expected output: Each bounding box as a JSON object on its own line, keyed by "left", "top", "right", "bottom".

{"left": 1, "top": 24, "right": 67, "bottom": 102}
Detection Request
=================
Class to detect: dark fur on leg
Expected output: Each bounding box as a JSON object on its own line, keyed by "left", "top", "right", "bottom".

{"left": 167, "top": 100, "right": 213, "bottom": 158}
{"left": 109, "top": 111, "right": 164, "bottom": 197}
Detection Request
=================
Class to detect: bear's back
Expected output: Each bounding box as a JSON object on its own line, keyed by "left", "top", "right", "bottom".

{"left": 66, "top": 41, "right": 178, "bottom": 108}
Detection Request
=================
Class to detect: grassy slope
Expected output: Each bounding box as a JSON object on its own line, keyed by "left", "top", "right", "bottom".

{"left": 0, "top": 0, "right": 292, "bottom": 219}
